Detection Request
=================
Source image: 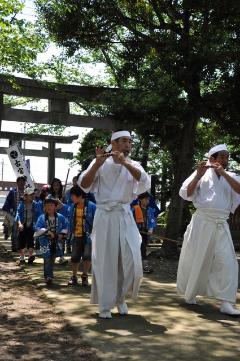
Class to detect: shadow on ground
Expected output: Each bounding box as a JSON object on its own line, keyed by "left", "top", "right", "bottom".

{"left": 1, "top": 233, "right": 240, "bottom": 361}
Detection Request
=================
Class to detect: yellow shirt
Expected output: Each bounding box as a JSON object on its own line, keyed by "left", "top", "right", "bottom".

{"left": 74, "top": 204, "right": 84, "bottom": 237}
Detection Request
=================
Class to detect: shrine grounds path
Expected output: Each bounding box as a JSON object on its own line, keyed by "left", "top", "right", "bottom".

{"left": 0, "top": 230, "right": 240, "bottom": 361}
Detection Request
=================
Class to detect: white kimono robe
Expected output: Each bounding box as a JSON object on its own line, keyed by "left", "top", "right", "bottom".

{"left": 79, "top": 157, "right": 151, "bottom": 311}
{"left": 177, "top": 168, "right": 240, "bottom": 303}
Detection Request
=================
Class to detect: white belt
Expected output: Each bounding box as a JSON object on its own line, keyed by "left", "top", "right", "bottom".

{"left": 97, "top": 202, "right": 131, "bottom": 214}
{"left": 196, "top": 208, "right": 229, "bottom": 229}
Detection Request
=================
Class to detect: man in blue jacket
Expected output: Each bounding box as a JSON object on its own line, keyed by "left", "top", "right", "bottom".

{"left": 2, "top": 176, "right": 26, "bottom": 251}
{"left": 15, "top": 187, "right": 41, "bottom": 264}
{"left": 68, "top": 186, "right": 96, "bottom": 286}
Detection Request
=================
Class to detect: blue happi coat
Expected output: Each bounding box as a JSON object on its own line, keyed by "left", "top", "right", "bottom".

{"left": 68, "top": 200, "right": 96, "bottom": 245}
{"left": 34, "top": 212, "right": 68, "bottom": 259}
{"left": 146, "top": 206, "right": 157, "bottom": 230}
{"left": 58, "top": 203, "right": 69, "bottom": 219}
{"left": 131, "top": 204, "right": 157, "bottom": 231}
{"left": 15, "top": 200, "right": 42, "bottom": 227}
{"left": 36, "top": 200, "right": 69, "bottom": 218}
{"left": 2, "top": 189, "right": 18, "bottom": 215}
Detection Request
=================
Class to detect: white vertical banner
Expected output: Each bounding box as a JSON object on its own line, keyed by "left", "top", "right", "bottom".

{"left": 6, "top": 144, "right": 35, "bottom": 188}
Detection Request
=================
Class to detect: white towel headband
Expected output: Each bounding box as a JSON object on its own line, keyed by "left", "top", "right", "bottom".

{"left": 111, "top": 131, "right": 131, "bottom": 141}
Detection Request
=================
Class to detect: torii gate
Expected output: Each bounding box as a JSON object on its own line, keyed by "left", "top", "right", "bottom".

{"left": 0, "top": 75, "right": 136, "bottom": 129}
{"left": 0, "top": 131, "right": 78, "bottom": 183}
{"left": 0, "top": 75, "right": 135, "bottom": 183}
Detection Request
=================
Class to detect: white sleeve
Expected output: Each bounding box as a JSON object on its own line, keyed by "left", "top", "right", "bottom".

{"left": 131, "top": 161, "right": 151, "bottom": 195}
{"left": 34, "top": 228, "right": 48, "bottom": 237}
{"left": 230, "top": 173, "right": 240, "bottom": 213}
{"left": 78, "top": 159, "right": 100, "bottom": 194}
{"left": 179, "top": 171, "right": 200, "bottom": 201}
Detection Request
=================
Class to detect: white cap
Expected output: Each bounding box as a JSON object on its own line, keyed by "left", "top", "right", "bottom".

{"left": 24, "top": 187, "right": 35, "bottom": 196}
{"left": 208, "top": 144, "right": 228, "bottom": 158}
{"left": 111, "top": 130, "right": 131, "bottom": 141}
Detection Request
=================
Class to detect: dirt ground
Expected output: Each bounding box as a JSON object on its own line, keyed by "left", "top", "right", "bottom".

{"left": 1, "top": 234, "right": 240, "bottom": 361}
{"left": 0, "top": 246, "right": 99, "bottom": 361}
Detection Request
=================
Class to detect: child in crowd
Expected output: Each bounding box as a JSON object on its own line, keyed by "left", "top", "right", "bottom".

{"left": 68, "top": 186, "right": 96, "bottom": 286}
{"left": 2, "top": 176, "right": 26, "bottom": 251}
{"left": 15, "top": 188, "right": 41, "bottom": 264}
{"left": 49, "top": 178, "right": 69, "bottom": 264}
{"left": 49, "top": 177, "right": 64, "bottom": 200}
{"left": 65, "top": 176, "right": 78, "bottom": 206}
{"left": 132, "top": 192, "right": 157, "bottom": 274}
{"left": 41, "top": 184, "right": 50, "bottom": 196}
{"left": 64, "top": 177, "right": 79, "bottom": 254}
{"left": 34, "top": 197, "right": 68, "bottom": 285}
{"left": 35, "top": 185, "right": 50, "bottom": 255}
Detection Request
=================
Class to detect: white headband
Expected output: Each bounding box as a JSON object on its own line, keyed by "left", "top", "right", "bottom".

{"left": 111, "top": 131, "right": 131, "bottom": 141}
{"left": 208, "top": 144, "right": 228, "bottom": 158}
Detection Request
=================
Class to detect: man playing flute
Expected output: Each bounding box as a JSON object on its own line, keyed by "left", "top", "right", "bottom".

{"left": 79, "top": 130, "right": 151, "bottom": 318}
{"left": 177, "top": 144, "right": 240, "bottom": 316}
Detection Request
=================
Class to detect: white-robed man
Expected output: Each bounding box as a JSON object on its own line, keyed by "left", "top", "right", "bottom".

{"left": 177, "top": 144, "right": 240, "bottom": 316}
{"left": 79, "top": 130, "right": 151, "bottom": 319}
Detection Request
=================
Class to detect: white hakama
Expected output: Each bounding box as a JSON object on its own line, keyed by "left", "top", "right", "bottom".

{"left": 177, "top": 169, "right": 240, "bottom": 303}
{"left": 79, "top": 157, "right": 151, "bottom": 311}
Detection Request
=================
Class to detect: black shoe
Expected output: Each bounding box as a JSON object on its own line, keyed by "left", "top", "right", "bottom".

{"left": 58, "top": 257, "right": 68, "bottom": 265}
{"left": 81, "top": 274, "right": 89, "bottom": 287}
{"left": 68, "top": 276, "right": 78, "bottom": 286}
{"left": 28, "top": 255, "right": 35, "bottom": 264}
{"left": 17, "top": 259, "right": 26, "bottom": 266}
{"left": 45, "top": 277, "right": 53, "bottom": 285}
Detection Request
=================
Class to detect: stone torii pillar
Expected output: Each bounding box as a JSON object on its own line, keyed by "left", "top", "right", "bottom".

{"left": 47, "top": 98, "right": 70, "bottom": 183}
{"left": 47, "top": 140, "right": 56, "bottom": 184}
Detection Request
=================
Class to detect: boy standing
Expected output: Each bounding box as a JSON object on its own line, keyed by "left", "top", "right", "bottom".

{"left": 34, "top": 197, "right": 68, "bottom": 285}
{"left": 68, "top": 186, "right": 96, "bottom": 286}
{"left": 16, "top": 188, "right": 40, "bottom": 264}
{"left": 132, "top": 192, "right": 156, "bottom": 273}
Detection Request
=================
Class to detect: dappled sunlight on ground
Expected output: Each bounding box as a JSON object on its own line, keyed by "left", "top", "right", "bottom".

{"left": 1, "top": 233, "right": 240, "bottom": 361}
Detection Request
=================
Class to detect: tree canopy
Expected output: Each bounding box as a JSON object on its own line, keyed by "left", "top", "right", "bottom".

{"left": 2, "top": 1, "right": 240, "bottom": 256}
{"left": 34, "top": 1, "right": 240, "bottom": 255}
{"left": 0, "top": 0, "right": 47, "bottom": 76}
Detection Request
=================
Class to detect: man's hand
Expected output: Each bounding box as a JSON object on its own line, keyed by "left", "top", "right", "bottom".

{"left": 112, "top": 151, "right": 125, "bottom": 164}
{"left": 18, "top": 223, "right": 24, "bottom": 231}
{"left": 211, "top": 162, "right": 225, "bottom": 176}
{"left": 48, "top": 231, "right": 55, "bottom": 239}
{"left": 81, "top": 147, "right": 109, "bottom": 189}
{"left": 187, "top": 160, "right": 210, "bottom": 197}
{"left": 95, "top": 147, "right": 110, "bottom": 166}
{"left": 196, "top": 161, "right": 210, "bottom": 178}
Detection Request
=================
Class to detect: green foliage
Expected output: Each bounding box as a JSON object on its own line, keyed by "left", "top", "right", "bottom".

{"left": 74, "top": 129, "right": 111, "bottom": 170}
{"left": 195, "top": 121, "right": 240, "bottom": 172}
{"left": 157, "top": 211, "right": 168, "bottom": 228}
{"left": 27, "top": 124, "right": 67, "bottom": 136}
{"left": 35, "top": 0, "right": 240, "bottom": 141}
{"left": 0, "top": 0, "right": 47, "bottom": 76}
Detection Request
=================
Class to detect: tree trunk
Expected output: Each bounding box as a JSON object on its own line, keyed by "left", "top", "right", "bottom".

{"left": 161, "top": 116, "right": 198, "bottom": 257}
{"left": 159, "top": 159, "right": 170, "bottom": 212}
{"left": 141, "top": 133, "right": 150, "bottom": 169}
